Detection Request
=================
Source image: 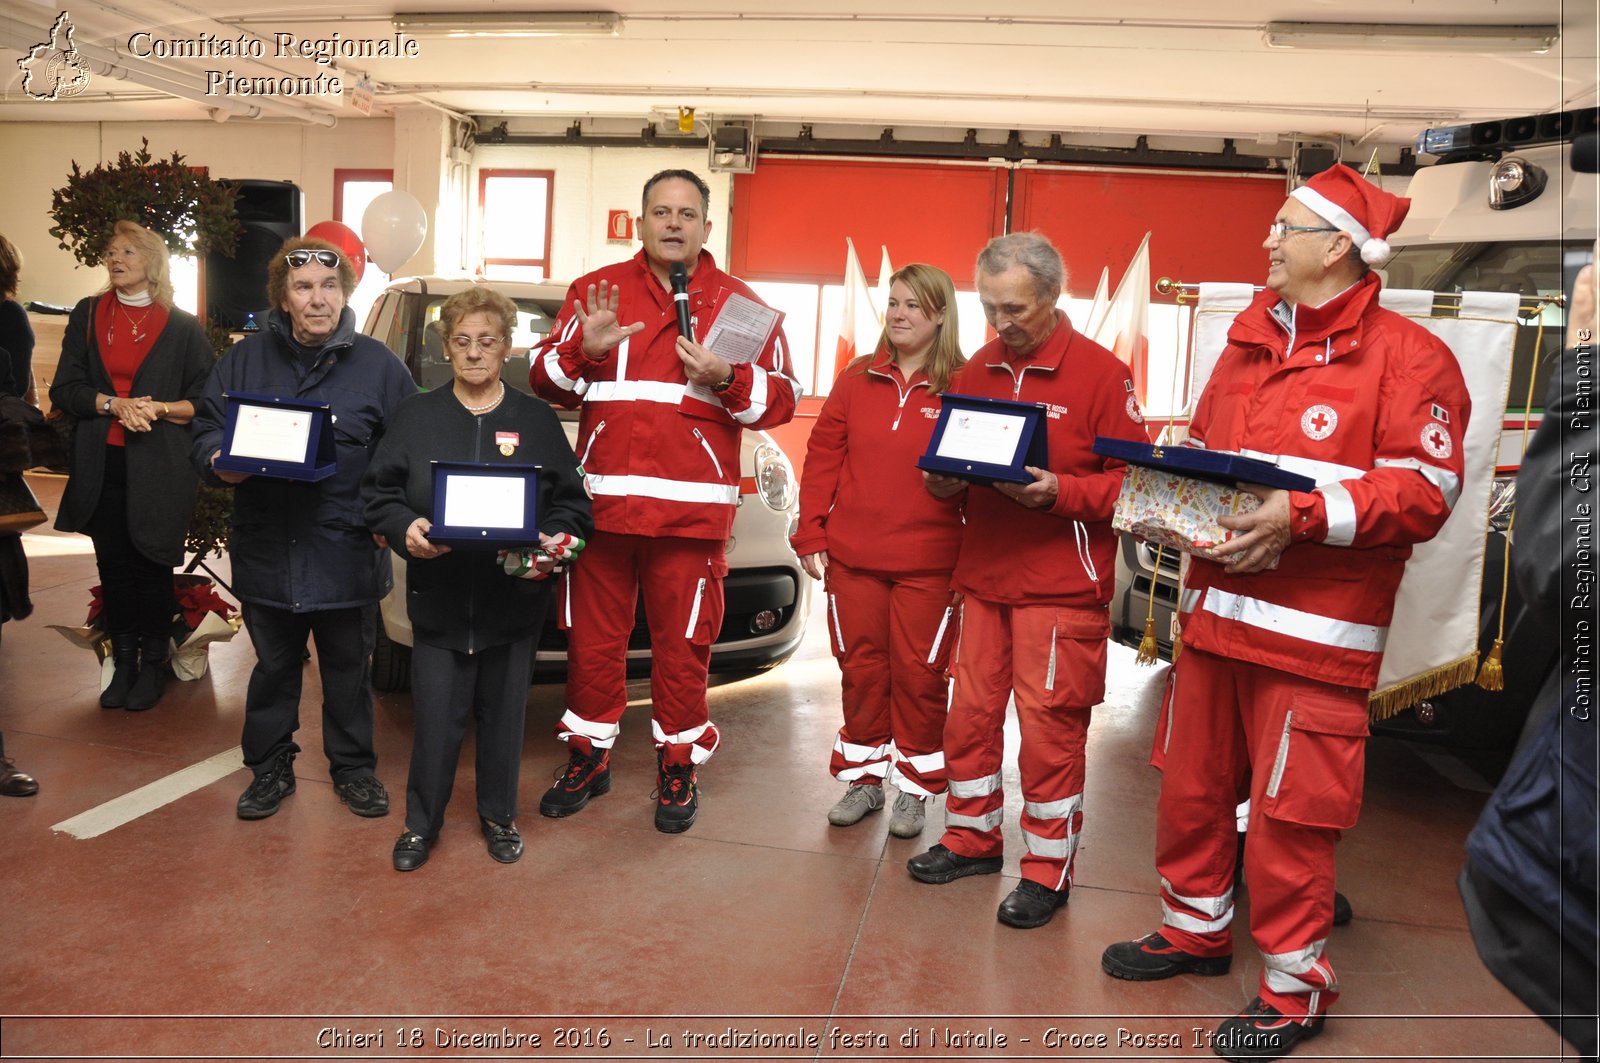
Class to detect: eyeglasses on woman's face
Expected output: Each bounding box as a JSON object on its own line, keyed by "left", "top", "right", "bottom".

{"left": 448, "top": 334, "right": 506, "bottom": 353}
{"left": 284, "top": 249, "right": 341, "bottom": 269}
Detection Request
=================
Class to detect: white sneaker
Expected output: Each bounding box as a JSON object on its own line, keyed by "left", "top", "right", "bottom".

{"left": 827, "top": 784, "right": 886, "bottom": 826}
{"left": 887, "top": 790, "right": 926, "bottom": 837}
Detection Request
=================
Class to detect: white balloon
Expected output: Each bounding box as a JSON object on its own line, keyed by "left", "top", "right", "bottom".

{"left": 361, "top": 190, "right": 428, "bottom": 274}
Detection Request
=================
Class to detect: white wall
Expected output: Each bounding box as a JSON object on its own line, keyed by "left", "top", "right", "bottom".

{"left": 0, "top": 119, "right": 394, "bottom": 306}
{"left": 473, "top": 144, "right": 732, "bottom": 283}
{"left": 0, "top": 119, "right": 733, "bottom": 305}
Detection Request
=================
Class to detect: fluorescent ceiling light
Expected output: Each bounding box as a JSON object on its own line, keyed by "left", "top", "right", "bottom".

{"left": 1263, "top": 21, "right": 1558, "bottom": 54}
{"left": 393, "top": 11, "right": 622, "bottom": 38}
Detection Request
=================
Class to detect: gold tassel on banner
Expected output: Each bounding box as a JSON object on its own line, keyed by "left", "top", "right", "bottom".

{"left": 1472, "top": 309, "right": 1540, "bottom": 694}
{"left": 1477, "top": 638, "right": 1505, "bottom": 691}
{"left": 1135, "top": 544, "right": 1165, "bottom": 666}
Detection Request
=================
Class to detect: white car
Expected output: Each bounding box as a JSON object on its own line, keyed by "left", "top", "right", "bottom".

{"left": 362, "top": 276, "right": 810, "bottom": 691}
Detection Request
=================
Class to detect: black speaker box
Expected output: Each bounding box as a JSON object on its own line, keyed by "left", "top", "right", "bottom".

{"left": 207, "top": 179, "right": 303, "bottom": 330}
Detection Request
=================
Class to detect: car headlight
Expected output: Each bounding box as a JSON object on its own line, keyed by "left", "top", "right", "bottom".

{"left": 752, "top": 441, "right": 797, "bottom": 511}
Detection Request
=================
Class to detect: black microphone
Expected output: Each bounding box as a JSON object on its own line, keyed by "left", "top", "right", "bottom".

{"left": 669, "top": 261, "right": 693, "bottom": 339}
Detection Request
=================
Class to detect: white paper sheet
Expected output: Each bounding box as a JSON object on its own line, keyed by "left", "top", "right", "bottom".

{"left": 443, "top": 473, "right": 525, "bottom": 529}
{"left": 934, "top": 409, "right": 1026, "bottom": 465}
{"left": 702, "top": 292, "right": 780, "bottom": 365}
{"left": 228, "top": 406, "right": 311, "bottom": 463}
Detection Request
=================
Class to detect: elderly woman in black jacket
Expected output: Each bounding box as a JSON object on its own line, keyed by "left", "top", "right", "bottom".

{"left": 364, "top": 285, "right": 592, "bottom": 871}
{"left": 50, "top": 221, "right": 212, "bottom": 712}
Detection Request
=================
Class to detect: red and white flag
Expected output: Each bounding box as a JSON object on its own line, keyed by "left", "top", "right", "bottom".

{"left": 1091, "top": 233, "right": 1151, "bottom": 404}
{"left": 1084, "top": 266, "right": 1111, "bottom": 338}
{"left": 874, "top": 245, "right": 894, "bottom": 327}
{"left": 832, "top": 237, "right": 881, "bottom": 382}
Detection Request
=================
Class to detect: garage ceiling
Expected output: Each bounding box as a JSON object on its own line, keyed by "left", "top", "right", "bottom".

{"left": 2, "top": 0, "right": 1596, "bottom": 150}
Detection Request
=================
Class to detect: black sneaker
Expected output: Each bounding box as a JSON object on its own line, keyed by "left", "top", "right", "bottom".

{"left": 480, "top": 818, "right": 524, "bottom": 864}
{"left": 1101, "top": 931, "right": 1232, "bottom": 980}
{"left": 1332, "top": 890, "right": 1353, "bottom": 927}
{"left": 653, "top": 752, "right": 699, "bottom": 834}
{"left": 1211, "top": 997, "right": 1325, "bottom": 1061}
{"left": 237, "top": 754, "right": 296, "bottom": 820}
{"left": 539, "top": 745, "right": 611, "bottom": 818}
{"left": 907, "top": 843, "right": 1003, "bottom": 884}
{"left": 997, "top": 879, "right": 1069, "bottom": 928}
{"left": 335, "top": 775, "right": 390, "bottom": 817}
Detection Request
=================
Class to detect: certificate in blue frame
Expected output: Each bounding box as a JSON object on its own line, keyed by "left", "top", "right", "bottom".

{"left": 213, "top": 391, "right": 336, "bottom": 482}
{"left": 916, "top": 392, "right": 1049, "bottom": 485}
{"left": 1092, "top": 438, "right": 1316, "bottom": 492}
{"left": 426, "top": 461, "right": 542, "bottom": 549}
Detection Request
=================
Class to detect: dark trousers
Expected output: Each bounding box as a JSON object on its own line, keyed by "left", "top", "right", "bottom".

{"left": 88, "top": 447, "right": 175, "bottom": 639}
{"left": 406, "top": 634, "right": 536, "bottom": 839}
{"left": 240, "top": 601, "right": 377, "bottom": 783}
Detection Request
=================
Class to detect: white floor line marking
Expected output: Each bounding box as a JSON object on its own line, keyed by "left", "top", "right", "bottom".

{"left": 52, "top": 746, "right": 245, "bottom": 839}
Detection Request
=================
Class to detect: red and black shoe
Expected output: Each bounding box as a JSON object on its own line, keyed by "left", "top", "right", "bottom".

{"left": 1211, "top": 996, "right": 1324, "bottom": 1061}
{"left": 539, "top": 741, "right": 611, "bottom": 818}
{"left": 1101, "top": 931, "right": 1232, "bottom": 980}
{"left": 653, "top": 750, "right": 699, "bottom": 834}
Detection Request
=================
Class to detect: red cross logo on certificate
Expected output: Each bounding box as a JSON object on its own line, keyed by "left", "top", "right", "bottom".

{"left": 1300, "top": 404, "right": 1337, "bottom": 441}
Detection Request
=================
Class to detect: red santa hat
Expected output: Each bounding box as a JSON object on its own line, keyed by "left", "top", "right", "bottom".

{"left": 1290, "top": 164, "right": 1411, "bottom": 267}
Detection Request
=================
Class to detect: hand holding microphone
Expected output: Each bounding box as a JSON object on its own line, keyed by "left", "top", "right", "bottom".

{"left": 671, "top": 260, "right": 735, "bottom": 389}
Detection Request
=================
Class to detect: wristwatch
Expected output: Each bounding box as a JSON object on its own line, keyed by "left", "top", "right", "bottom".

{"left": 710, "top": 369, "right": 736, "bottom": 393}
{"left": 101, "top": 396, "right": 114, "bottom": 415}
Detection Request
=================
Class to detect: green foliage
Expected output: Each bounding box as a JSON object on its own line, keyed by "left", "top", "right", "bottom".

{"left": 48, "top": 139, "right": 242, "bottom": 268}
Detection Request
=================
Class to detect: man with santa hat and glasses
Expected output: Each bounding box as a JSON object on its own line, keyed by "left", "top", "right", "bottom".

{"left": 1100, "top": 165, "right": 1471, "bottom": 1061}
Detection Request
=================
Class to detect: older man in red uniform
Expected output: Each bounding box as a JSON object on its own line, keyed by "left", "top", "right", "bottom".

{"left": 906, "top": 232, "right": 1150, "bottom": 929}
{"left": 1101, "top": 166, "right": 1472, "bottom": 1061}
{"left": 531, "top": 169, "right": 797, "bottom": 833}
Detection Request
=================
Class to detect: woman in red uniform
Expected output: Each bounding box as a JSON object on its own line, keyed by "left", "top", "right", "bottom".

{"left": 792, "top": 263, "right": 966, "bottom": 838}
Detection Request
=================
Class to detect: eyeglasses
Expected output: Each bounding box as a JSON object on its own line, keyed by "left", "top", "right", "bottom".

{"left": 1267, "top": 222, "right": 1340, "bottom": 242}
{"left": 284, "top": 249, "right": 341, "bottom": 269}
{"left": 448, "top": 334, "right": 506, "bottom": 353}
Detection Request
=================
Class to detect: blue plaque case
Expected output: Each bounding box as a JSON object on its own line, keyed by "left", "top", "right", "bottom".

{"left": 1092, "top": 438, "right": 1317, "bottom": 492}
{"left": 425, "top": 461, "right": 542, "bottom": 549}
{"left": 916, "top": 392, "right": 1049, "bottom": 485}
{"left": 213, "top": 391, "right": 336, "bottom": 482}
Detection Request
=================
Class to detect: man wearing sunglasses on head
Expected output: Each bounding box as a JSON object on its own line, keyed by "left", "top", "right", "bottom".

{"left": 192, "top": 237, "right": 416, "bottom": 823}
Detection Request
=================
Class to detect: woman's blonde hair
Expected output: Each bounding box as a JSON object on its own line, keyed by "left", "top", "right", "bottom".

{"left": 869, "top": 262, "right": 965, "bottom": 395}
{"left": 101, "top": 220, "right": 174, "bottom": 307}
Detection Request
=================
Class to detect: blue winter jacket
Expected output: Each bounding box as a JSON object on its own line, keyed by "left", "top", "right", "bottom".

{"left": 190, "top": 308, "right": 417, "bottom": 611}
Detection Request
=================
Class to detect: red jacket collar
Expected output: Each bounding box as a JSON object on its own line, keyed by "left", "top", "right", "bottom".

{"left": 866, "top": 342, "right": 931, "bottom": 385}
{"left": 981, "top": 310, "right": 1074, "bottom": 372}
{"left": 1231, "top": 273, "right": 1381, "bottom": 356}
{"left": 631, "top": 248, "right": 720, "bottom": 305}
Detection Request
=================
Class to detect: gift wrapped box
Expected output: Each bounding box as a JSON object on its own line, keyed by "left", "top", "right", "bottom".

{"left": 1112, "top": 465, "right": 1261, "bottom": 557}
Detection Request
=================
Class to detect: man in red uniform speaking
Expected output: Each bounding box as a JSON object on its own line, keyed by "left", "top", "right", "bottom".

{"left": 906, "top": 232, "right": 1150, "bottom": 929}
{"left": 1101, "top": 166, "right": 1471, "bottom": 1061}
{"left": 531, "top": 170, "right": 797, "bottom": 833}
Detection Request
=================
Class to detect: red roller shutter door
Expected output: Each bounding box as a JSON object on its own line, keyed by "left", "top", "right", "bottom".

{"left": 1012, "top": 167, "right": 1288, "bottom": 296}
{"left": 730, "top": 158, "right": 1007, "bottom": 285}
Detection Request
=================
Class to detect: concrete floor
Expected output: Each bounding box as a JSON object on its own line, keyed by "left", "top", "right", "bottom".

{"left": 0, "top": 471, "right": 1573, "bottom": 1061}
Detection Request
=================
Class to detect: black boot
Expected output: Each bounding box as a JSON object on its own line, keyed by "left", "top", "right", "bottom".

{"left": 125, "top": 635, "right": 169, "bottom": 712}
{"left": 99, "top": 634, "right": 139, "bottom": 709}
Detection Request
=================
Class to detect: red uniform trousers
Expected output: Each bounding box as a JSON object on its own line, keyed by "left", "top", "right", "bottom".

{"left": 559, "top": 531, "right": 725, "bottom": 764}
{"left": 1151, "top": 645, "right": 1366, "bottom": 1021}
{"left": 940, "top": 596, "right": 1106, "bottom": 891}
{"left": 824, "top": 561, "right": 955, "bottom": 797}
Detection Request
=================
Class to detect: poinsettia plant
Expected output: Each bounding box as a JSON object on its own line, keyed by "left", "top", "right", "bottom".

{"left": 85, "top": 576, "right": 238, "bottom": 639}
